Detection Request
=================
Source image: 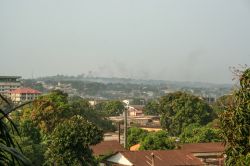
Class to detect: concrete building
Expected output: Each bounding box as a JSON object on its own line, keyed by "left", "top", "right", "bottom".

{"left": 127, "top": 105, "right": 144, "bottom": 116}
{"left": 9, "top": 88, "right": 41, "bottom": 103}
{"left": 0, "top": 76, "right": 21, "bottom": 95}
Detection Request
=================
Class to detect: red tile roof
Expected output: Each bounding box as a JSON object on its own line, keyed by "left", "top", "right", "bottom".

{"left": 118, "top": 150, "right": 203, "bottom": 166}
{"left": 91, "top": 141, "right": 126, "bottom": 156}
{"left": 181, "top": 142, "right": 225, "bottom": 153}
{"left": 9, "top": 88, "right": 41, "bottom": 94}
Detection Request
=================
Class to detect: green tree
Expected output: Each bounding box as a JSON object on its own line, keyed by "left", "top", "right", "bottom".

{"left": 139, "top": 130, "right": 175, "bottom": 150}
{"left": 219, "top": 68, "right": 250, "bottom": 165}
{"left": 31, "top": 91, "right": 115, "bottom": 133}
{"left": 45, "top": 115, "right": 103, "bottom": 165}
{"left": 213, "top": 95, "right": 234, "bottom": 115}
{"left": 70, "top": 98, "right": 116, "bottom": 132}
{"left": 143, "top": 100, "right": 159, "bottom": 115}
{"left": 11, "top": 92, "right": 114, "bottom": 165}
{"left": 96, "top": 100, "right": 124, "bottom": 116}
{"left": 127, "top": 127, "right": 148, "bottom": 148}
{"left": 31, "top": 90, "right": 71, "bottom": 134}
{"left": 179, "top": 124, "right": 222, "bottom": 143}
{"left": 159, "top": 92, "right": 215, "bottom": 136}
{"left": 16, "top": 119, "right": 45, "bottom": 165}
{"left": 14, "top": 136, "right": 45, "bottom": 165}
{"left": 11, "top": 106, "right": 45, "bottom": 165}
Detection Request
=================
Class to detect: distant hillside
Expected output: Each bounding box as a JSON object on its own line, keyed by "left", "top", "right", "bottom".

{"left": 36, "top": 75, "right": 232, "bottom": 88}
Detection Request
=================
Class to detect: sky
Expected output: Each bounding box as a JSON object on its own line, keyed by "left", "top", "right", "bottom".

{"left": 0, "top": 0, "right": 250, "bottom": 84}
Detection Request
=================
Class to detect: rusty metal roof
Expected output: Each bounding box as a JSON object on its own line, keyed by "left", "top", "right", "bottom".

{"left": 119, "top": 150, "right": 203, "bottom": 166}
{"left": 181, "top": 142, "right": 225, "bottom": 153}
{"left": 91, "top": 140, "right": 126, "bottom": 156}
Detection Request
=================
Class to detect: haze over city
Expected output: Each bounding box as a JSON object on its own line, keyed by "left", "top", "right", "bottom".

{"left": 1, "top": 0, "right": 250, "bottom": 83}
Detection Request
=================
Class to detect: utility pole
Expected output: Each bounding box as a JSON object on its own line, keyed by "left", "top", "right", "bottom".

{"left": 122, "top": 100, "right": 129, "bottom": 149}
{"left": 124, "top": 105, "right": 128, "bottom": 149}
{"left": 118, "top": 121, "right": 121, "bottom": 144}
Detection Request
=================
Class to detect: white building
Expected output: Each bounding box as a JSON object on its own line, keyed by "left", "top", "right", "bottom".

{"left": 0, "top": 76, "right": 21, "bottom": 95}
{"left": 127, "top": 105, "right": 144, "bottom": 116}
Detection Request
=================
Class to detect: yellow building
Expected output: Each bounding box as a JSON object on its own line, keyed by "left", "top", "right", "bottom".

{"left": 9, "top": 88, "right": 41, "bottom": 103}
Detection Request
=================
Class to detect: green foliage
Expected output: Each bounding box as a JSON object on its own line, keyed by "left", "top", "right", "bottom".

{"left": 212, "top": 95, "right": 234, "bottom": 115}
{"left": 143, "top": 100, "right": 159, "bottom": 115}
{"left": 139, "top": 130, "right": 175, "bottom": 150}
{"left": 45, "top": 115, "right": 103, "bottom": 166}
{"left": 179, "top": 124, "right": 222, "bottom": 143}
{"left": 14, "top": 136, "right": 45, "bottom": 165}
{"left": 95, "top": 100, "right": 124, "bottom": 116}
{"left": 159, "top": 92, "right": 215, "bottom": 136}
{"left": 127, "top": 127, "right": 148, "bottom": 148}
{"left": 31, "top": 90, "right": 115, "bottom": 134}
{"left": 31, "top": 90, "right": 71, "bottom": 134}
{"left": 19, "top": 119, "right": 42, "bottom": 144}
{"left": 219, "top": 68, "right": 250, "bottom": 165}
{"left": 70, "top": 98, "right": 116, "bottom": 132}
{"left": 11, "top": 107, "right": 45, "bottom": 165}
{"left": 0, "top": 95, "right": 32, "bottom": 165}
{"left": 9, "top": 91, "right": 114, "bottom": 165}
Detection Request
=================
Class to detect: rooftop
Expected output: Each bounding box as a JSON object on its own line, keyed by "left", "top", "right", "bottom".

{"left": 108, "top": 150, "right": 203, "bottom": 166}
{"left": 91, "top": 140, "right": 126, "bottom": 156}
{"left": 9, "top": 88, "right": 42, "bottom": 94}
{"left": 0, "top": 76, "right": 21, "bottom": 79}
{"left": 181, "top": 142, "right": 225, "bottom": 153}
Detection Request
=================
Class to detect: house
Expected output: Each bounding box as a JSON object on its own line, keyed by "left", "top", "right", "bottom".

{"left": 0, "top": 76, "right": 21, "bottom": 95}
{"left": 8, "top": 88, "right": 42, "bottom": 103}
{"left": 91, "top": 141, "right": 126, "bottom": 157}
{"left": 181, "top": 142, "right": 225, "bottom": 166}
{"left": 130, "top": 117, "right": 152, "bottom": 126}
{"left": 104, "top": 150, "right": 203, "bottom": 166}
{"left": 128, "top": 105, "right": 144, "bottom": 116}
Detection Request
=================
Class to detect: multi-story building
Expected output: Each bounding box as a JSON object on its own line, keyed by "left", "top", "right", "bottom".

{"left": 9, "top": 88, "right": 41, "bottom": 103}
{"left": 0, "top": 76, "right": 21, "bottom": 95}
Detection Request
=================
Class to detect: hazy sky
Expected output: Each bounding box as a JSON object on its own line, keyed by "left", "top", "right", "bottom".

{"left": 1, "top": 0, "right": 250, "bottom": 83}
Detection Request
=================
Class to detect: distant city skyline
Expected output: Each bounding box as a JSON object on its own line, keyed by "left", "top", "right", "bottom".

{"left": 1, "top": 0, "right": 250, "bottom": 84}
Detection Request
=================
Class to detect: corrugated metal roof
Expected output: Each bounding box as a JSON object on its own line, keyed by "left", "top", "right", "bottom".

{"left": 91, "top": 140, "right": 126, "bottom": 156}
{"left": 181, "top": 142, "right": 225, "bottom": 153}
{"left": 119, "top": 150, "right": 203, "bottom": 166}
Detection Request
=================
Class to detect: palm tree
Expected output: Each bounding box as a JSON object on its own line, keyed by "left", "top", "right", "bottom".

{"left": 0, "top": 94, "right": 31, "bottom": 165}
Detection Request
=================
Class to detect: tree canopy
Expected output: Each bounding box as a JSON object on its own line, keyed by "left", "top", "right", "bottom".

{"left": 159, "top": 92, "right": 215, "bottom": 136}
{"left": 9, "top": 90, "right": 114, "bottom": 165}
{"left": 95, "top": 100, "right": 124, "bottom": 116}
{"left": 0, "top": 95, "right": 32, "bottom": 165}
{"left": 139, "top": 130, "right": 175, "bottom": 150}
{"left": 219, "top": 68, "right": 250, "bottom": 165}
{"left": 45, "top": 115, "right": 103, "bottom": 165}
{"left": 31, "top": 90, "right": 71, "bottom": 134}
{"left": 29, "top": 90, "right": 115, "bottom": 134}
{"left": 127, "top": 127, "right": 148, "bottom": 148}
{"left": 212, "top": 94, "right": 234, "bottom": 115}
{"left": 179, "top": 124, "right": 221, "bottom": 143}
{"left": 143, "top": 100, "right": 159, "bottom": 115}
